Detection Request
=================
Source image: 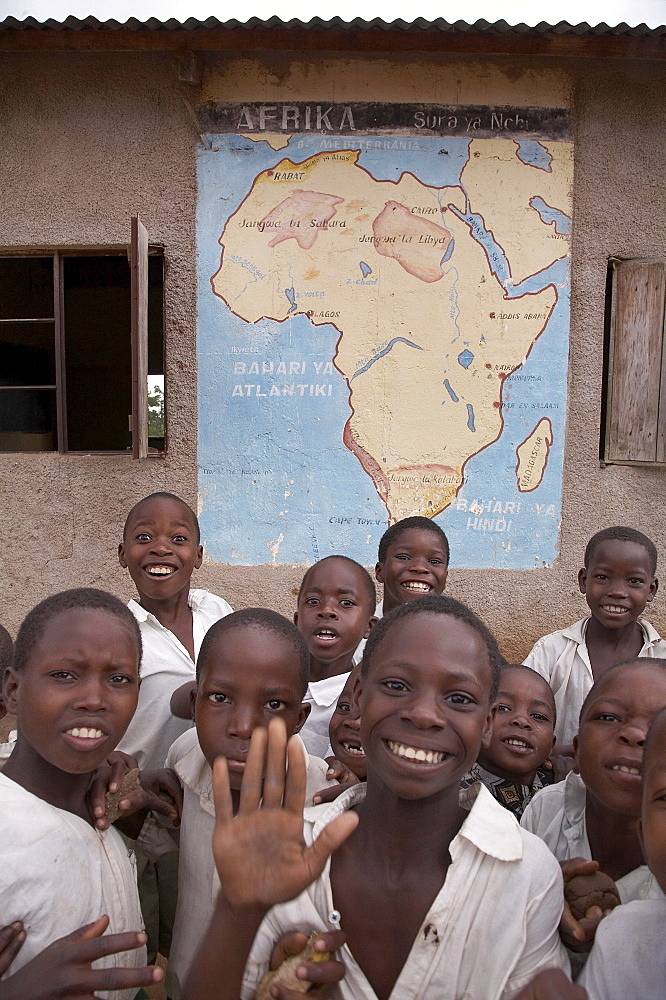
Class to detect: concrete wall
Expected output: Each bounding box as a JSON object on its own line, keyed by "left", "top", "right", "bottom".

{"left": 1, "top": 47, "right": 665, "bottom": 662}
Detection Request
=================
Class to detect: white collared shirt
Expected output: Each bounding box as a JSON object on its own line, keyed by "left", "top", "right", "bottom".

{"left": 164, "top": 729, "right": 335, "bottom": 1000}
{"left": 0, "top": 773, "right": 145, "bottom": 999}
{"left": 301, "top": 672, "right": 352, "bottom": 759}
{"left": 577, "top": 890, "right": 666, "bottom": 998}
{"left": 117, "top": 589, "right": 232, "bottom": 770}
{"left": 523, "top": 617, "right": 666, "bottom": 746}
{"left": 521, "top": 771, "right": 658, "bottom": 903}
{"left": 241, "top": 782, "right": 568, "bottom": 1000}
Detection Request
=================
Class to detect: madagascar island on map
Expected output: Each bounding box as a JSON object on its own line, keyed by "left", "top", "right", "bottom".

{"left": 196, "top": 103, "right": 572, "bottom": 568}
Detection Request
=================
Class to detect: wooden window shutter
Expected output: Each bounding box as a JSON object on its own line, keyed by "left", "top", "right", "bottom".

{"left": 130, "top": 215, "right": 149, "bottom": 459}
{"left": 605, "top": 258, "right": 666, "bottom": 464}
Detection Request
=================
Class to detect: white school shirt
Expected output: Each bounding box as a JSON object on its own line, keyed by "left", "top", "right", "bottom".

{"left": 523, "top": 616, "right": 666, "bottom": 746}
{"left": 240, "top": 782, "right": 568, "bottom": 1000}
{"left": 577, "top": 891, "right": 666, "bottom": 999}
{"left": 521, "top": 771, "right": 658, "bottom": 903}
{"left": 161, "top": 728, "right": 335, "bottom": 1000}
{"left": 0, "top": 772, "right": 145, "bottom": 999}
{"left": 117, "top": 589, "right": 232, "bottom": 771}
{"left": 301, "top": 671, "right": 351, "bottom": 759}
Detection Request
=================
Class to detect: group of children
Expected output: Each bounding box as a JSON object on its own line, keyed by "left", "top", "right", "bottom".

{"left": 1, "top": 492, "right": 665, "bottom": 1000}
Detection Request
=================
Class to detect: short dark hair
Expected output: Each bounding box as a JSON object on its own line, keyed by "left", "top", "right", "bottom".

{"left": 377, "top": 516, "right": 450, "bottom": 566}
{"left": 584, "top": 526, "right": 657, "bottom": 575}
{"left": 579, "top": 657, "right": 666, "bottom": 724}
{"left": 123, "top": 492, "right": 201, "bottom": 545}
{"left": 13, "top": 589, "right": 142, "bottom": 673}
{"left": 297, "top": 555, "right": 377, "bottom": 610}
{"left": 196, "top": 608, "right": 310, "bottom": 696}
{"left": 361, "top": 594, "right": 503, "bottom": 702}
{"left": 501, "top": 663, "right": 557, "bottom": 723}
{"left": 0, "top": 625, "right": 13, "bottom": 675}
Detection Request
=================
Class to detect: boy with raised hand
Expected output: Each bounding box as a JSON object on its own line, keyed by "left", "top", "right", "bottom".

{"left": 295, "top": 555, "right": 376, "bottom": 758}
{"left": 162, "top": 608, "right": 340, "bottom": 1000}
{"left": 183, "top": 595, "right": 568, "bottom": 1000}
{"left": 117, "top": 491, "right": 232, "bottom": 961}
{"left": 577, "top": 705, "right": 666, "bottom": 999}
{"left": 524, "top": 526, "right": 665, "bottom": 755}
{"left": 522, "top": 657, "right": 666, "bottom": 957}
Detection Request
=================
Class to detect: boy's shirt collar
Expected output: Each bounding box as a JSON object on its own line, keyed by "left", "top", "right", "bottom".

{"left": 462, "top": 762, "right": 552, "bottom": 819}
{"left": 308, "top": 780, "right": 523, "bottom": 863}
{"left": 307, "top": 670, "right": 352, "bottom": 706}
{"left": 563, "top": 615, "right": 661, "bottom": 648}
{"left": 128, "top": 588, "right": 208, "bottom": 625}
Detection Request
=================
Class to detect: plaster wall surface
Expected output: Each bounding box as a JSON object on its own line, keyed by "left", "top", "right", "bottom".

{"left": 0, "top": 49, "right": 665, "bottom": 663}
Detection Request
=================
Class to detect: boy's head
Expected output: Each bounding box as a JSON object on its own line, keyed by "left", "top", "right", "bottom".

{"left": 329, "top": 665, "right": 366, "bottom": 780}
{"left": 295, "top": 556, "right": 376, "bottom": 675}
{"left": 358, "top": 595, "right": 503, "bottom": 800}
{"left": 639, "top": 707, "right": 666, "bottom": 893}
{"left": 376, "top": 516, "right": 450, "bottom": 614}
{"left": 574, "top": 657, "right": 666, "bottom": 818}
{"left": 4, "top": 589, "right": 142, "bottom": 774}
{"left": 119, "top": 492, "right": 203, "bottom": 603}
{"left": 0, "top": 624, "right": 13, "bottom": 722}
{"left": 579, "top": 526, "right": 658, "bottom": 630}
{"left": 477, "top": 664, "right": 556, "bottom": 786}
{"left": 193, "top": 608, "right": 311, "bottom": 788}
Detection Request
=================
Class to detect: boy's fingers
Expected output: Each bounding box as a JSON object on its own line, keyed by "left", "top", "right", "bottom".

{"left": 312, "top": 782, "right": 354, "bottom": 806}
{"left": 212, "top": 756, "right": 234, "bottom": 825}
{"left": 88, "top": 963, "right": 163, "bottom": 992}
{"left": 263, "top": 718, "right": 289, "bottom": 810}
{"left": 305, "top": 811, "right": 359, "bottom": 876}
{"left": 67, "top": 929, "right": 148, "bottom": 962}
{"left": 239, "top": 726, "right": 268, "bottom": 815}
{"left": 64, "top": 915, "right": 110, "bottom": 942}
{"left": 294, "top": 957, "right": 346, "bottom": 986}
{"left": 0, "top": 923, "right": 26, "bottom": 975}
{"left": 269, "top": 932, "right": 309, "bottom": 969}
{"left": 282, "top": 735, "right": 307, "bottom": 816}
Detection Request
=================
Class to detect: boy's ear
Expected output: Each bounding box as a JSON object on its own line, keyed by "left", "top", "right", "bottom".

{"left": 481, "top": 703, "right": 496, "bottom": 749}
{"left": 577, "top": 567, "right": 587, "bottom": 594}
{"left": 118, "top": 541, "right": 127, "bottom": 568}
{"left": 374, "top": 561, "right": 384, "bottom": 584}
{"left": 294, "top": 702, "right": 311, "bottom": 734}
{"left": 194, "top": 544, "right": 203, "bottom": 570}
{"left": 572, "top": 734, "right": 580, "bottom": 774}
{"left": 2, "top": 666, "right": 20, "bottom": 715}
{"left": 648, "top": 577, "right": 659, "bottom": 602}
{"left": 363, "top": 615, "right": 378, "bottom": 640}
{"left": 293, "top": 611, "right": 298, "bottom": 626}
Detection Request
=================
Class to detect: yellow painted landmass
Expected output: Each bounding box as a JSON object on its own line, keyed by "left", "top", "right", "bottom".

{"left": 212, "top": 141, "right": 568, "bottom": 521}
{"left": 516, "top": 418, "right": 554, "bottom": 492}
{"left": 244, "top": 133, "right": 292, "bottom": 150}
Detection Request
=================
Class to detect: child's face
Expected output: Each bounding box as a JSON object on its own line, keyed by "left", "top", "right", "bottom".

{"left": 295, "top": 559, "right": 375, "bottom": 670}
{"left": 477, "top": 668, "right": 555, "bottom": 783}
{"left": 376, "top": 528, "right": 448, "bottom": 613}
{"left": 638, "top": 712, "right": 666, "bottom": 893}
{"left": 119, "top": 496, "right": 203, "bottom": 603}
{"left": 194, "top": 627, "right": 309, "bottom": 789}
{"left": 575, "top": 662, "right": 666, "bottom": 817}
{"left": 578, "top": 539, "right": 657, "bottom": 630}
{"left": 3, "top": 609, "right": 139, "bottom": 774}
{"left": 358, "top": 612, "right": 493, "bottom": 801}
{"left": 329, "top": 671, "right": 366, "bottom": 780}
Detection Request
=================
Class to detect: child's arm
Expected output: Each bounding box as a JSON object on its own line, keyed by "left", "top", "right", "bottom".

{"left": 513, "top": 969, "right": 587, "bottom": 1000}
{"left": 0, "top": 924, "right": 25, "bottom": 977}
{"left": 181, "top": 718, "right": 358, "bottom": 1000}
{"left": 171, "top": 680, "right": 197, "bottom": 719}
{"left": 0, "top": 916, "right": 162, "bottom": 1000}
{"left": 312, "top": 757, "right": 360, "bottom": 805}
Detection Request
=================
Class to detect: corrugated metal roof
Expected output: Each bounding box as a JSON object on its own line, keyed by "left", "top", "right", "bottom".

{"left": 1, "top": 14, "right": 664, "bottom": 35}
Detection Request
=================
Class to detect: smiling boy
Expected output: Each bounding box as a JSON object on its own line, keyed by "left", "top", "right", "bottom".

{"left": 295, "top": 556, "right": 376, "bottom": 758}
{"left": 0, "top": 589, "right": 164, "bottom": 998}
{"left": 182, "top": 595, "right": 568, "bottom": 1000}
{"left": 524, "top": 526, "right": 665, "bottom": 750}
